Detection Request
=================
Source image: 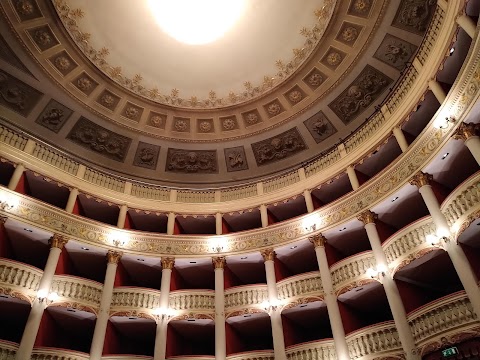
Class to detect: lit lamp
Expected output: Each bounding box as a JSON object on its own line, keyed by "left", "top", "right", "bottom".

{"left": 110, "top": 231, "right": 130, "bottom": 248}
{"left": 37, "top": 289, "right": 59, "bottom": 306}
{"left": 426, "top": 233, "right": 450, "bottom": 249}
{"left": 366, "top": 264, "right": 388, "bottom": 281}
{"left": 210, "top": 237, "right": 227, "bottom": 254}
{"left": 153, "top": 307, "right": 176, "bottom": 322}
{"left": 0, "top": 194, "right": 18, "bottom": 210}
{"left": 261, "top": 299, "right": 282, "bottom": 314}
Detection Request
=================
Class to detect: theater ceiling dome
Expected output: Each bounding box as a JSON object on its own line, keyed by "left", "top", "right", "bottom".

{"left": 0, "top": 0, "right": 437, "bottom": 186}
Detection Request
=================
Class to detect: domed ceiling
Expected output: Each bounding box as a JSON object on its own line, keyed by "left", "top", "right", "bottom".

{"left": 0, "top": 0, "right": 437, "bottom": 186}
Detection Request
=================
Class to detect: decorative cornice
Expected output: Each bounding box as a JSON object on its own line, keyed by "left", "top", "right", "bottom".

{"left": 357, "top": 210, "right": 377, "bottom": 225}
{"left": 409, "top": 171, "right": 433, "bottom": 188}
{"left": 212, "top": 256, "right": 226, "bottom": 270}
{"left": 161, "top": 257, "right": 175, "bottom": 270}
{"left": 48, "top": 234, "right": 68, "bottom": 249}
{"left": 452, "top": 122, "right": 479, "bottom": 141}
{"left": 260, "top": 248, "right": 276, "bottom": 262}
{"left": 107, "top": 250, "right": 122, "bottom": 264}
{"left": 309, "top": 234, "right": 327, "bottom": 248}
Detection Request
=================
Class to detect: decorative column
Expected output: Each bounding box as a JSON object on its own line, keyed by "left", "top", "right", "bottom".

{"left": 15, "top": 234, "right": 68, "bottom": 360}
{"left": 304, "top": 190, "right": 314, "bottom": 213}
{"left": 213, "top": 256, "right": 226, "bottom": 360}
{"left": 392, "top": 127, "right": 409, "bottom": 152}
{"left": 260, "top": 249, "right": 287, "bottom": 360}
{"left": 260, "top": 204, "right": 268, "bottom": 228}
{"left": 167, "top": 212, "right": 175, "bottom": 235}
{"left": 346, "top": 165, "right": 360, "bottom": 190}
{"left": 357, "top": 211, "right": 419, "bottom": 360}
{"left": 117, "top": 204, "right": 128, "bottom": 228}
{"left": 457, "top": 14, "right": 477, "bottom": 38}
{"left": 65, "top": 188, "right": 79, "bottom": 213}
{"left": 216, "top": 213, "right": 223, "bottom": 235}
{"left": 410, "top": 172, "right": 480, "bottom": 317}
{"left": 453, "top": 122, "right": 480, "bottom": 165}
{"left": 7, "top": 163, "right": 25, "bottom": 190}
{"left": 428, "top": 80, "right": 447, "bottom": 104}
{"left": 89, "top": 250, "right": 122, "bottom": 360}
{"left": 154, "top": 257, "right": 175, "bottom": 360}
{"left": 309, "top": 235, "right": 349, "bottom": 360}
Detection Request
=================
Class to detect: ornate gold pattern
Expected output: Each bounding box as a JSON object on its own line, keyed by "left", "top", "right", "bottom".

{"left": 261, "top": 248, "right": 276, "bottom": 262}
{"left": 357, "top": 210, "right": 377, "bottom": 225}
{"left": 309, "top": 234, "right": 327, "bottom": 248}
{"left": 452, "top": 122, "right": 479, "bottom": 141}
{"left": 106, "top": 250, "right": 122, "bottom": 264}
{"left": 409, "top": 171, "right": 433, "bottom": 188}
{"left": 161, "top": 257, "right": 175, "bottom": 270}
{"left": 48, "top": 234, "right": 68, "bottom": 249}
{"left": 336, "top": 279, "right": 376, "bottom": 296}
{"left": 212, "top": 256, "right": 226, "bottom": 269}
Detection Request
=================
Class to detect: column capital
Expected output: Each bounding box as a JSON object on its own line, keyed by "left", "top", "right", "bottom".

{"left": 212, "top": 256, "right": 226, "bottom": 269}
{"left": 107, "top": 250, "right": 123, "bottom": 264}
{"left": 357, "top": 210, "right": 377, "bottom": 225}
{"left": 161, "top": 257, "right": 175, "bottom": 270}
{"left": 48, "top": 234, "right": 68, "bottom": 249}
{"left": 309, "top": 234, "right": 327, "bottom": 248}
{"left": 409, "top": 171, "right": 433, "bottom": 188}
{"left": 261, "top": 248, "right": 276, "bottom": 262}
{"left": 453, "top": 122, "right": 479, "bottom": 141}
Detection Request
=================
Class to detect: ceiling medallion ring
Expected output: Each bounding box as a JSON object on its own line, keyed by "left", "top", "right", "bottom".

{"left": 52, "top": 0, "right": 337, "bottom": 109}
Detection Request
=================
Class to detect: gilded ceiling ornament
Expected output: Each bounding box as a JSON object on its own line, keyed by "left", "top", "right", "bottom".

{"left": 212, "top": 256, "right": 226, "bottom": 269}
{"left": 161, "top": 257, "right": 175, "bottom": 270}
{"left": 107, "top": 250, "right": 122, "bottom": 264}
{"left": 267, "top": 102, "right": 282, "bottom": 116}
{"left": 199, "top": 121, "right": 212, "bottom": 132}
{"left": 261, "top": 248, "right": 276, "bottom": 262}
{"left": 34, "top": 30, "right": 53, "bottom": 46}
{"left": 100, "top": 93, "right": 115, "bottom": 107}
{"left": 354, "top": 0, "right": 370, "bottom": 13}
{"left": 308, "top": 72, "right": 324, "bottom": 87}
{"left": 409, "top": 171, "right": 433, "bottom": 188}
{"left": 174, "top": 119, "right": 188, "bottom": 132}
{"left": 357, "top": 210, "right": 377, "bottom": 225}
{"left": 245, "top": 112, "right": 259, "bottom": 125}
{"left": 342, "top": 26, "right": 359, "bottom": 42}
{"left": 54, "top": 56, "right": 71, "bottom": 71}
{"left": 124, "top": 106, "right": 139, "bottom": 119}
{"left": 149, "top": 115, "right": 164, "bottom": 128}
{"left": 222, "top": 118, "right": 236, "bottom": 131}
{"left": 16, "top": 0, "right": 34, "bottom": 15}
{"left": 76, "top": 77, "right": 92, "bottom": 91}
{"left": 288, "top": 90, "right": 303, "bottom": 103}
{"left": 49, "top": 234, "right": 68, "bottom": 249}
{"left": 326, "top": 51, "right": 342, "bottom": 66}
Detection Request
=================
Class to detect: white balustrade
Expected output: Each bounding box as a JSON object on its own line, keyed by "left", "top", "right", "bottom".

{"left": 0, "top": 258, "right": 43, "bottom": 295}
{"left": 345, "top": 112, "right": 387, "bottom": 154}
{"left": 221, "top": 184, "right": 258, "bottom": 201}
{"left": 32, "top": 144, "right": 79, "bottom": 175}
{"left": 224, "top": 284, "right": 268, "bottom": 310}
{"left": 129, "top": 184, "right": 170, "bottom": 201}
{"left": 51, "top": 275, "right": 103, "bottom": 310}
{"left": 227, "top": 350, "right": 274, "bottom": 360}
{"left": 408, "top": 291, "right": 479, "bottom": 344}
{"left": 31, "top": 347, "right": 89, "bottom": 360}
{"left": 110, "top": 287, "right": 161, "bottom": 310}
{"left": 83, "top": 168, "right": 125, "bottom": 193}
{"left": 416, "top": 6, "right": 445, "bottom": 66}
{"left": 442, "top": 172, "right": 480, "bottom": 227}
{"left": 286, "top": 339, "right": 336, "bottom": 360}
{"left": 0, "top": 125, "right": 27, "bottom": 151}
{"left": 276, "top": 272, "right": 323, "bottom": 301}
{"left": 263, "top": 171, "right": 300, "bottom": 193}
{"left": 304, "top": 148, "right": 341, "bottom": 178}
{"left": 101, "top": 356, "right": 152, "bottom": 360}
{"left": 0, "top": 340, "right": 18, "bottom": 360}
{"left": 346, "top": 321, "right": 402, "bottom": 358}
{"left": 169, "top": 290, "right": 215, "bottom": 311}
{"left": 384, "top": 66, "right": 419, "bottom": 115}
{"left": 330, "top": 252, "right": 376, "bottom": 293}
{"left": 177, "top": 190, "right": 216, "bottom": 203}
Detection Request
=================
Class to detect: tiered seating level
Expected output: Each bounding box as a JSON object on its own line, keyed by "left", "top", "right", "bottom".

{"left": 1, "top": 1, "right": 480, "bottom": 360}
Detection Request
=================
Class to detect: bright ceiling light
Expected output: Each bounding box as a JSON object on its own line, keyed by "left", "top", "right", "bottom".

{"left": 148, "top": 0, "right": 247, "bottom": 45}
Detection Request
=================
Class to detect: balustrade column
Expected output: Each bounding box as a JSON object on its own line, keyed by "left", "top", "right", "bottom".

{"left": 346, "top": 165, "right": 360, "bottom": 190}
{"left": 304, "top": 190, "right": 314, "bottom": 213}
{"left": 260, "top": 204, "right": 268, "bottom": 228}
{"left": 117, "top": 205, "right": 128, "bottom": 228}
{"left": 261, "top": 249, "right": 286, "bottom": 360}
{"left": 7, "top": 163, "right": 25, "bottom": 190}
{"left": 213, "top": 257, "right": 226, "bottom": 360}
{"left": 89, "top": 250, "right": 122, "bottom": 360}
{"left": 457, "top": 14, "right": 477, "bottom": 38}
{"left": 428, "top": 79, "right": 447, "bottom": 104}
{"left": 310, "top": 235, "right": 349, "bottom": 360}
{"left": 65, "top": 188, "right": 78, "bottom": 213}
{"left": 453, "top": 123, "right": 480, "bottom": 165}
{"left": 410, "top": 172, "right": 480, "bottom": 317}
{"left": 154, "top": 258, "right": 175, "bottom": 360}
{"left": 358, "top": 211, "right": 419, "bottom": 360}
{"left": 167, "top": 212, "right": 175, "bottom": 235}
{"left": 15, "top": 234, "right": 68, "bottom": 360}
{"left": 393, "top": 127, "right": 409, "bottom": 152}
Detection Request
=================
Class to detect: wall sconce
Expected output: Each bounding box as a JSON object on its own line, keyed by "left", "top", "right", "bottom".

{"left": 261, "top": 299, "right": 282, "bottom": 314}
{"left": 0, "top": 200, "right": 14, "bottom": 211}
{"left": 110, "top": 231, "right": 129, "bottom": 248}
{"left": 153, "top": 307, "right": 176, "bottom": 322}
{"left": 426, "top": 234, "right": 450, "bottom": 249}
{"left": 209, "top": 237, "right": 227, "bottom": 254}
{"left": 435, "top": 116, "right": 455, "bottom": 129}
{"left": 37, "top": 289, "right": 59, "bottom": 306}
{"left": 366, "top": 264, "right": 388, "bottom": 281}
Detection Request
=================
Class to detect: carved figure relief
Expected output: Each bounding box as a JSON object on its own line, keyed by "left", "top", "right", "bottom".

{"left": 392, "top": 0, "right": 436, "bottom": 34}
{"left": 252, "top": 128, "right": 307, "bottom": 166}
{"left": 67, "top": 117, "right": 131, "bottom": 161}
{"left": 166, "top": 149, "right": 217, "bottom": 173}
{"left": 304, "top": 111, "right": 337, "bottom": 143}
{"left": 329, "top": 65, "right": 393, "bottom": 124}
{"left": 0, "top": 70, "right": 43, "bottom": 116}
{"left": 374, "top": 34, "right": 417, "bottom": 70}
{"left": 27, "top": 25, "right": 58, "bottom": 51}
{"left": 35, "top": 99, "right": 73, "bottom": 133}
{"left": 225, "top": 147, "right": 248, "bottom": 172}
{"left": 133, "top": 142, "right": 160, "bottom": 170}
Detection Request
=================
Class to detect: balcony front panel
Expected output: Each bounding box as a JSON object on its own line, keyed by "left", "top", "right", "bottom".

{"left": 0, "top": 258, "right": 43, "bottom": 302}
{"left": 276, "top": 271, "right": 323, "bottom": 302}
{"left": 408, "top": 291, "right": 479, "bottom": 346}
{"left": 102, "top": 356, "right": 153, "bottom": 360}
{"left": 224, "top": 284, "right": 268, "bottom": 312}
{"left": 50, "top": 275, "right": 103, "bottom": 314}
{"left": 31, "top": 347, "right": 89, "bottom": 360}
{"left": 286, "top": 339, "right": 336, "bottom": 360}
{"left": 382, "top": 217, "right": 436, "bottom": 274}
{"left": 226, "top": 350, "right": 274, "bottom": 360}
{"left": 330, "top": 251, "right": 376, "bottom": 294}
{"left": 169, "top": 289, "right": 215, "bottom": 313}
{"left": 0, "top": 340, "right": 18, "bottom": 360}
{"left": 110, "top": 287, "right": 160, "bottom": 316}
{"left": 346, "top": 321, "right": 402, "bottom": 359}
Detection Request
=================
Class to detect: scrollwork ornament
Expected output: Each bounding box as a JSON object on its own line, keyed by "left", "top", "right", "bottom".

{"left": 409, "top": 171, "right": 433, "bottom": 188}
{"left": 161, "top": 257, "right": 175, "bottom": 270}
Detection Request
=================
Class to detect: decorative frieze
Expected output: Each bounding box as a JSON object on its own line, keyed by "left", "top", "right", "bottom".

{"left": 374, "top": 34, "right": 418, "bottom": 70}
{"left": 392, "top": 0, "right": 436, "bottom": 34}
{"left": 0, "top": 70, "right": 43, "bottom": 116}
{"left": 35, "top": 99, "right": 73, "bottom": 133}
{"left": 166, "top": 149, "right": 217, "bottom": 174}
{"left": 303, "top": 111, "right": 337, "bottom": 144}
{"left": 133, "top": 142, "right": 160, "bottom": 170}
{"left": 252, "top": 128, "right": 306, "bottom": 166}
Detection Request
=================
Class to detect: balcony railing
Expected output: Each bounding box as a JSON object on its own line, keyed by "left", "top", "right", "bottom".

{"left": 110, "top": 287, "right": 160, "bottom": 312}
{"left": 0, "top": 258, "right": 43, "bottom": 300}
{"left": 169, "top": 290, "right": 215, "bottom": 312}
{"left": 408, "top": 291, "right": 479, "bottom": 345}
{"left": 102, "top": 356, "right": 153, "bottom": 360}
{"left": 0, "top": 340, "right": 18, "bottom": 360}
{"left": 224, "top": 284, "right": 268, "bottom": 310}
{"left": 330, "top": 252, "right": 376, "bottom": 293}
{"left": 31, "top": 347, "right": 89, "bottom": 360}
{"left": 346, "top": 321, "right": 402, "bottom": 359}
{"left": 276, "top": 272, "right": 323, "bottom": 301}
{"left": 51, "top": 275, "right": 103, "bottom": 313}
{"left": 226, "top": 350, "right": 274, "bottom": 360}
{"left": 286, "top": 339, "right": 336, "bottom": 360}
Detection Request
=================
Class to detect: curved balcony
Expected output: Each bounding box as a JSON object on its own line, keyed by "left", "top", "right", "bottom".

{"left": 102, "top": 356, "right": 152, "bottom": 360}
{"left": 31, "top": 347, "right": 89, "bottom": 360}
{"left": 169, "top": 290, "right": 215, "bottom": 313}
{"left": 0, "top": 258, "right": 42, "bottom": 302}
{"left": 276, "top": 272, "right": 323, "bottom": 302}
{"left": 226, "top": 350, "right": 274, "bottom": 360}
{"left": 285, "top": 339, "right": 336, "bottom": 360}
{"left": 330, "top": 252, "right": 376, "bottom": 294}
{"left": 408, "top": 291, "right": 479, "bottom": 346}
{"left": 167, "top": 356, "right": 214, "bottom": 360}
{"left": 0, "top": 339, "right": 18, "bottom": 359}
{"left": 345, "top": 321, "right": 402, "bottom": 359}
{"left": 110, "top": 287, "right": 160, "bottom": 316}
{"left": 50, "top": 275, "right": 103, "bottom": 314}
{"left": 442, "top": 171, "right": 480, "bottom": 230}
{"left": 382, "top": 217, "right": 436, "bottom": 274}
{"left": 224, "top": 284, "right": 268, "bottom": 312}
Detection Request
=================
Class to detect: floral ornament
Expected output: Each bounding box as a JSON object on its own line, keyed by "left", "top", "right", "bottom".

{"left": 245, "top": 112, "right": 259, "bottom": 125}
{"left": 174, "top": 119, "right": 188, "bottom": 131}
{"left": 267, "top": 102, "right": 282, "bottom": 116}
{"left": 199, "top": 121, "right": 212, "bottom": 132}
{"left": 16, "top": 0, "right": 34, "bottom": 15}
{"left": 342, "top": 27, "right": 359, "bottom": 42}
{"left": 54, "top": 56, "right": 71, "bottom": 71}
{"left": 327, "top": 52, "right": 342, "bottom": 66}
{"left": 34, "top": 30, "right": 52, "bottom": 46}
{"left": 100, "top": 94, "right": 115, "bottom": 107}
{"left": 288, "top": 90, "right": 303, "bottom": 103}
{"left": 124, "top": 106, "right": 139, "bottom": 119}
{"left": 150, "top": 115, "right": 164, "bottom": 128}
{"left": 222, "top": 118, "right": 236, "bottom": 130}
{"left": 308, "top": 72, "right": 324, "bottom": 87}
{"left": 76, "top": 77, "right": 92, "bottom": 91}
{"left": 354, "top": 0, "right": 370, "bottom": 12}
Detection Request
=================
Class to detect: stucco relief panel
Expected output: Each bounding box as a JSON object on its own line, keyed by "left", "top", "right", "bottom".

{"left": 166, "top": 149, "right": 217, "bottom": 174}
{"left": 133, "top": 142, "right": 160, "bottom": 170}
{"left": 225, "top": 147, "right": 248, "bottom": 172}
{"left": 374, "top": 34, "right": 418, "bottom": 70}
{"left": 0, "top": 70, "right": 43, "bottom": 116}
{"left": 35, "top": 99, "right": 73, "bottom": 133}
{"left": 303, "top": 111, "right": 337, "bottom": 144}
